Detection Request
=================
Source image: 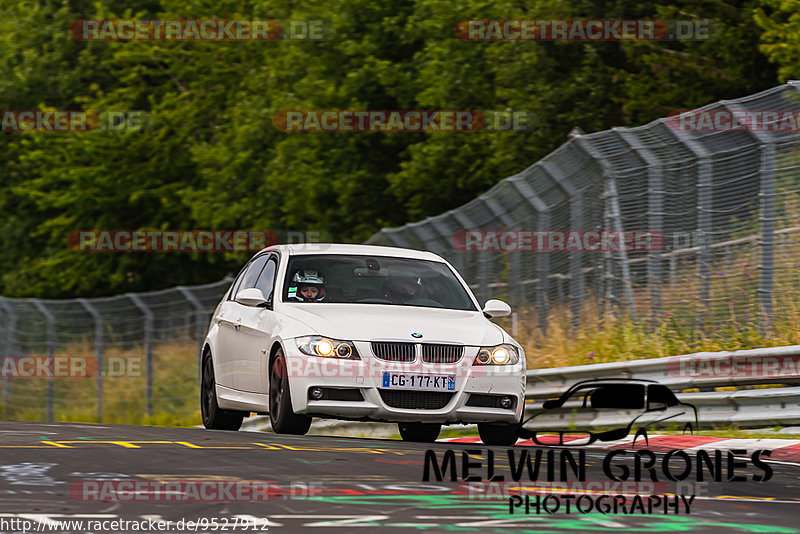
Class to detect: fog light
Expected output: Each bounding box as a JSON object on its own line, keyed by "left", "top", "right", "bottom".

{"left": 500, "top": 396, "right": 512, "bottom": 408}
{"left": 310, "top": 387, "right": 323, "bottom": 400}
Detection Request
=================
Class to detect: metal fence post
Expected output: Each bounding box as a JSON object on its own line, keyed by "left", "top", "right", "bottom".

{"left": 617, "top": 129, "right": 663, "bottom": 325}
{"left": 606, "top": 178, "right": 636, "bottom": 319}
{"left": 667, "top": 129, "right": 713, "bottom": 331}
{"left": 450, "top": 211, "right": 481, "bottom": 301}
{"left": 31, "top": 300, "right": 55, "bottom": 422}
{"left": 0, "top": 302, "right": 4, "bottom": 414}
{"left": 569, "top": 192, "right": 584, "bottom": 330}
{"left": 78, "top": 299, "right": 104, "bottom": 423}
{"left": 481, "top": 196, "right": 521, "bottom": 305}
{"left": 128, "top": 294, "right": 154, "bottom": 417}
{"left": 758, "top": 141, "right": 776, "bottom": 335}
{"left": 542, "top": 160, "right": 583, "bottom": 330}
{"left": 697, "top": 163, "right": 712, "bottom": 331}
{"left": 508, "top": 177, "right": 550, "bottom": 333}
{"left": 574, "top": 137, "right": 628, "bottom": 320}
{"left": 0, "top": 297, "right": 16, "bottom": 420}
{"left": 177, "top": 287, "right": 206, "bottom": 386}
{"left": 721, "top": 103, "right": 777, "bottom": 335}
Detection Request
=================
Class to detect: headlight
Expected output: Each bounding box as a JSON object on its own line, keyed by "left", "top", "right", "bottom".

{"left": 474, "top": 344, "right": 519, "bottom": 365}
{"left": 296, "top": 336, "right": 360, "bottom": 359}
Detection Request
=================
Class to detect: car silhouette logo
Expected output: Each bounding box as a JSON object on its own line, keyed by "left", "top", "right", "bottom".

{"left": 520, "top": 378, "right": 698, "bottom": 447}
{"left": 411, "top": 332, "right": 423, "bottom": 338}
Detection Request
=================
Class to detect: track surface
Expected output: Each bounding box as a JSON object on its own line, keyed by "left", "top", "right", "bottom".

{"left": 0, "top": 421, "right": 798, "bottom": 533}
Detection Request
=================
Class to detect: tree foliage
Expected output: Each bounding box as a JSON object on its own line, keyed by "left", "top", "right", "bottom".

{"left": 0, "top": 0, "right": 786, "bottom": 297}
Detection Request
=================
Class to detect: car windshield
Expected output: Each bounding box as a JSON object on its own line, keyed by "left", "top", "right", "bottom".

{"left": 283, "top": 254, "right": 477, "bottom": 311}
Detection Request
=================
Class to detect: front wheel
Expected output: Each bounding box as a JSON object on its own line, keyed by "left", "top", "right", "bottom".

{"left": 201, "top": 352, "right": 244, "bottom": 431}
{"left": 269, "top": 350, "right": 312, "bottom": 435}
{"left": 398, "top": 423, "right": 441, "bottom": 443}
{"left": 478, "top": 423, "right": 520, "bottom": 446}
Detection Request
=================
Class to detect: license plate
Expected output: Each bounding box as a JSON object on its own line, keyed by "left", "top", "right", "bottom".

{"left": 381, "top": 372, "right": 455, "bottom": 391}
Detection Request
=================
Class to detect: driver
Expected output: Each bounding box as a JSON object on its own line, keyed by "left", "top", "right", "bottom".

{"left": 291, "top": 269, "right": 325, "bottom": 302}
{"left": 383, "top": 275, "right": 422, "bottom": 303}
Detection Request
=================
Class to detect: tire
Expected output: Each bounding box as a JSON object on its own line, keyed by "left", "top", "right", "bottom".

{"left": 201, "top": 352, "right": 244, "bottom": 431}
{"left": 398, "top": 423, "right": 441, "bottom": 443}
{"left": 269, "top": 349, "right": 312, "bottom": 435}
{"left": 478, "top": 423, "right": 520, "bottom": 446}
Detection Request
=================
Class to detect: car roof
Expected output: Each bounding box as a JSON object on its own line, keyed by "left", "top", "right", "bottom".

{"left": 258, "top": 243, "right": 446, "bottom": 262}
{"left": 558, "top": 378, "right": 657, "bottom": 397}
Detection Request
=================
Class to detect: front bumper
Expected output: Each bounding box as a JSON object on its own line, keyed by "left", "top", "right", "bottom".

{"left": 284, "top": 341, "right": 526, "bottom": 424}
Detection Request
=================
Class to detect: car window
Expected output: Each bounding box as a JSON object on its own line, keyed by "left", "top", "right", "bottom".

{"left": 227, "top": 263, "right": 249, "bottom": 301}
{"left": 589, "top": 384, "right": 645, "bottom": 409}
{"left": 282, "top": 254, "right": 476, "bottom": 311}
{"left": 232, "top": 255, "right": 270, "bottom": 299}
{"left": 648, "top": 385, "right": 679, "bottom": 407}
{"left": 255, "top": 257, "right": 278, "bottom": 301}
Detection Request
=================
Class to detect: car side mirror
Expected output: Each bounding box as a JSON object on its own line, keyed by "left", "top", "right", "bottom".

{"left": 235, "top": 287, "right": 268, "bottom": 307}
{"left": 542, "top": 399, "right": 560, "bottom": 409}
{"left": 482, "top": 299, "right": 511, "bottom": 318}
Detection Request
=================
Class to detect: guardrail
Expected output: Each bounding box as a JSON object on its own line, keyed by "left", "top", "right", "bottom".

{"left": 524, "top": 345, "right": 800, "bottom": 429}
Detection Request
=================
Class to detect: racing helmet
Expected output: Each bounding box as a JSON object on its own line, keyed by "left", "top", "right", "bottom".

{"left": 291, "top": 269, "right": 325, "bottom": 301}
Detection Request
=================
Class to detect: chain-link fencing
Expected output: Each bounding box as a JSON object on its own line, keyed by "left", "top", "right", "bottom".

{"left": 367, "top": 82, "right": 800, "bottom": 337}
{"left": 0, "top": 278, "right": 231, "bottom": 423}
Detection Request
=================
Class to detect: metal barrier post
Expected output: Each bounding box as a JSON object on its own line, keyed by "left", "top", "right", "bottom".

{"left": 723, "top": 102, "right": 777, "bottom": 336}
{"left": 177, "top": 287, "right": 207, "bottom": 386}
{"left": 128, "top": 294, "right": 154, "bottom": 417}
{"left": 508, "top": 177, "right": 549, "bottom": 334}
{"left": 78, "top": 299, "right": 104, "bottom": 422}
{"left": 0, "top": 297, "right": 16, "bottom": 420}
{"left": 758, "top": 142, "right": 776, "bottom": 335}
{"left": 31, "top": 300, "right": 56, "bottom": 422}
{"left": 617, "top": 129, "right": 663, "bottom": 325}
{"left": 667, "top": 129, "right": 712, "bottom": 331}
{"left": 542, "top": 160, "right": 584, "bottom": 330}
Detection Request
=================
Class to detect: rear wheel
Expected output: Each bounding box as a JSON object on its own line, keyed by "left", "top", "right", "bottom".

{"left": 201, "top": 352, "right": 244, "bottom": 431}
{"left": 398, "top": 423, "right": 441, "bottom": 443}
{"left": 478, "top": 423, "right": 520, "bottom": 446}
{"left": 269, "top": 349, "right": 312, "bottom": 435}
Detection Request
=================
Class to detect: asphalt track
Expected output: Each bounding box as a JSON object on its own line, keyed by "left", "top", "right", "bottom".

{"left": 0, "top": 421, "right": 798, "bottom": 533}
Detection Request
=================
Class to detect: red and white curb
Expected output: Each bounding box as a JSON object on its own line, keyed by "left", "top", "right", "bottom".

{"left": 439, "top": 435, "right": 800, "bottom": 461}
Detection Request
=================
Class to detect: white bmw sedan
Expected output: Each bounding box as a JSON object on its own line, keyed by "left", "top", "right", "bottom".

{"left": 201, "top": 244, "right": 526, "bottom": 444}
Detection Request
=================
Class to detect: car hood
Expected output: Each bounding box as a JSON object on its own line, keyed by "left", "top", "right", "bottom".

{"left": 278, "top": 303, "right": 505, "bottom": 346}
